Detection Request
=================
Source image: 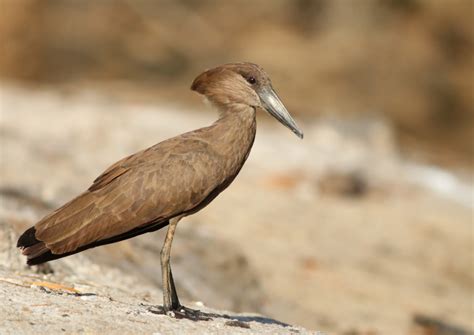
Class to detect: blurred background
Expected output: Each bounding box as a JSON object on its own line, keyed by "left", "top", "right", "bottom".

{"left": 0, "top": 0, "right": 472, "bottom": 334}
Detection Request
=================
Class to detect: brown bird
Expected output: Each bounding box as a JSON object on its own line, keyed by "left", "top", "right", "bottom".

{"left": 17, "top": 62, "right": 303, "bottom": 320}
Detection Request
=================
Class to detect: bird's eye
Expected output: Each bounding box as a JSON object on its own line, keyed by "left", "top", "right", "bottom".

{"left": 246, "top": 76, "right": 257, "bottom": 85}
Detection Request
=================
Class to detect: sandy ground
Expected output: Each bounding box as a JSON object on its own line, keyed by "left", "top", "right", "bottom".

{"left": 0, "top": 85, "right": 472, "bottom": 334}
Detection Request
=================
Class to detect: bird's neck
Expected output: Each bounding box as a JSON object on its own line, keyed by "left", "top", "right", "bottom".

{"left": 211, "top": 103, "right": 256, "bottom": 166}
{"left": 216, "top": 103, "right": 256, "bottom": 127}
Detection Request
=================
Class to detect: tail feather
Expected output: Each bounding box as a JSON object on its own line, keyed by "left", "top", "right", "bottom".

{"left": 17, "top": 226, "right": 39, "bottom": 248}
{"left": 17, "top": 219, "right": 170, "bottom": 266}
{"left": 17, "top": 226, "right": 50, "bottom": 263}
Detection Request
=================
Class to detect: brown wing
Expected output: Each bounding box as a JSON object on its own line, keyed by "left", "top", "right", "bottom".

{"left": 88, "top": 152, "right": 137, "bottom": 192}
{"left": 23, "top": 134, "right": 225, "bottom": 258}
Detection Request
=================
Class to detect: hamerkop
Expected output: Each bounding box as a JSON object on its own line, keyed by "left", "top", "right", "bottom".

{"left": 17, "top": 62, "right": 303, "bottom": 320}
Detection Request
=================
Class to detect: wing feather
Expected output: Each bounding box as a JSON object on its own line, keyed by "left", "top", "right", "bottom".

{"left": 31, "top": 135, "right": 226, "bottom": 256}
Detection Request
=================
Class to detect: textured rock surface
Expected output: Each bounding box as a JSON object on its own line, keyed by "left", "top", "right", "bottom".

{"left": 0, "top": 220, "right": 310, "bottom": 334}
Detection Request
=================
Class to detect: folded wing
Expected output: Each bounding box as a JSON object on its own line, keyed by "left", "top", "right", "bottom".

{"left": 18, "top": 135, "right": 225, "bottom": 264}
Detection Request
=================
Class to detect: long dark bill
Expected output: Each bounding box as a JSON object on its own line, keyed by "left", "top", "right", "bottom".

{"left": 258, "top": 87, "right": 304, "bottom": 139}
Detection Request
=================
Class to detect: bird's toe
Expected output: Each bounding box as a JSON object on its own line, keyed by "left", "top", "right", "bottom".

{"left": 173, "top": 306, "right": 212, "bottom": 321}
{"left": 146, "top": 304, "right": 211, "bottom": 321}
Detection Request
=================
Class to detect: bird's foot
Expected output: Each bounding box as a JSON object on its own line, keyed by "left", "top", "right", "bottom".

{"left": 147, "top": 305, "right": 212, "bottom": 321}
{"left": 172, "top": 305, "right": 212, "bottom": 321}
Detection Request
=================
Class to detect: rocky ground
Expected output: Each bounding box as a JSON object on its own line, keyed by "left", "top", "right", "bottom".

{"left": 0, "top": 85, "right": 472, "bottom": 334}
{"left": 0, "top": 220, "right": 306, "bottom": 335}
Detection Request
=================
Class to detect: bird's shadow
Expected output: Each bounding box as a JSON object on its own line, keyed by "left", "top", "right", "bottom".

{"left": 206, "top": 312, "right": 290, "bottom": 327}
{"left": 142, "top": 304, "right": 290, "bottom": 328}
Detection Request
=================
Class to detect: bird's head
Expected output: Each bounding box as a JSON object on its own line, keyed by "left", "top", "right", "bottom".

{"left": 191, "top": 62, "right": 303, "bottom": 139}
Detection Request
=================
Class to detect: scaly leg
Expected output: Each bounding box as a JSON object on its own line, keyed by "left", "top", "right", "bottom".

{"left": 160, "top": 217, "right": 179, "bottom": 312}
{"left": 169, "top": 268, "right": 181, "bottom": 309}
{"left": 159, "top": 217, "right": 211, "bottom": 321}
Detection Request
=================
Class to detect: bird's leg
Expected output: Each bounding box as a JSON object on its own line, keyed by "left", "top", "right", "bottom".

{"left": 160, "top": 217, "right": 179, "bottom": 312}
{"left": 168, "top": 268, "right": 210, "bottom": 320}
{"left": 158, "top": 217, "right": 211, "bottom": 321}
{"left": 169, "top": 268, "right": 181, "bottom": 309}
